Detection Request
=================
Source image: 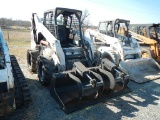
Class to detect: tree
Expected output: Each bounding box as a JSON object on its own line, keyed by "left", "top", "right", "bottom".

{"left": 81, "top": 9, "right": 92, "bottom": 27}
{"left": 0, "top": 18, "right": 31, "bottom": 27}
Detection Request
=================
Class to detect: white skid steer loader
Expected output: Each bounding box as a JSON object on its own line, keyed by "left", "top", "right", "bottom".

{"left": 85, "top": 19, "right": 160, "bottom": 83}
{"left": 27, "top": 8, "right": 130, "bottom": 113}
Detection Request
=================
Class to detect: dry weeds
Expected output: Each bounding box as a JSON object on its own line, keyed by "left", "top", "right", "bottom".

{"left": 2, "top": 29, "right": 30, "bottom": 58}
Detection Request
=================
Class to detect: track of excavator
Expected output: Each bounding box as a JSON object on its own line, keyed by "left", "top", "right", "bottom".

{"left": 10, "top": 55, "right": 31, "bottom": 108}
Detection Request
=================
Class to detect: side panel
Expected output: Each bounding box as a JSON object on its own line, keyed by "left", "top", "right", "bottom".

{"left": 31, "top": 30, "right": 37, "bottom": 49}
{"left": 0, "top": 29, "right": 14, "bottom": 90}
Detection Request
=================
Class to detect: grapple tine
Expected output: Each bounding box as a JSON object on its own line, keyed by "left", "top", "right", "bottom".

{"left": 98, "top": 69, "right": 115, "bottom": 89}
{"left": 68, "top": 73, "right": 83, "bottom": 100}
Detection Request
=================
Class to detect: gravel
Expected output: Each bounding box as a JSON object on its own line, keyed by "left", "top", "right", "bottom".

{"left": 7, "top": 56, "right": 160, "bottom": 120}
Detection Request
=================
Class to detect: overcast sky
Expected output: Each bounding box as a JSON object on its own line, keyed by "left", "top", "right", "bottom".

{"left": 0, "top": 0, "right": 159, "bottom": 25}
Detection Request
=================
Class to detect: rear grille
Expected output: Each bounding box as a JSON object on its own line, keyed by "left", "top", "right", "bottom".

{"left": 0, "top": 82, "right": 8, "bottom": 92}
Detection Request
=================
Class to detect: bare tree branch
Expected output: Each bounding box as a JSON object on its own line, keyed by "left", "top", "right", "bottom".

{"left": 81, "top": 9, "right": 91, "bottom": 27}
{"left": 81, "top": 9, "right": 90, "bottom": 23}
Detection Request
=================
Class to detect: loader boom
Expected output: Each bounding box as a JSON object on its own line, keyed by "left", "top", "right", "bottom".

{"left": 31, "top": 13, "right": 66, "bottom": 72}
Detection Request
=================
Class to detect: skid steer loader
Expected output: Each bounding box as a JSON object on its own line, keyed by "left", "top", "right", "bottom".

{"left": 0, "top": 28, "right": 31, "bottom": 116}
{"left": 27, "top": 8, "right": 130, "bottom": 113}
{"left": 129, "top": 24, "right": 160, "bottom": 63}
{"left": 85, "top": 19, "right": 160, "bottom": 83}
{"left": 129, "top": 23, "right": 160, "bottom": 43}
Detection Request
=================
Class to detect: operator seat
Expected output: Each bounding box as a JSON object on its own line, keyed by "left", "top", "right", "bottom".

{"left": 57, "top": 25, "right": 67, "bottom": 44}
{"left": 142, "top": 28, "right": 147, "bottom": 37}
{"left": 118, "top": 27, "right": 127, "bottom": 36}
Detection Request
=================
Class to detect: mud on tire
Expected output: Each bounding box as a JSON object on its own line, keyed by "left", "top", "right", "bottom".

{"left": 37, "top": 56, "right": 55, "bottom": 86}
{"left": 27, "top": 49, "right": 39, "bottom": 72}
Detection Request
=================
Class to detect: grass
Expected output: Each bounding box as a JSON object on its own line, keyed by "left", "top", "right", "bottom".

{"left": 2, "top": 29, "right": 31, "bottom": 58}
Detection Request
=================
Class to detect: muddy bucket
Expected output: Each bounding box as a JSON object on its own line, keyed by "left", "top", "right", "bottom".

{"left": 120, "top": 58, "right": 160, "bottom": 83}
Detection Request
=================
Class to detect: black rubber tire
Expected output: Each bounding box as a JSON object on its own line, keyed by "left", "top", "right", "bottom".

{"left": 37, "top": 56, "right": 55, "bottom": 86}
{"left": 27, "top": 49, "right": 39, "bottom": 72}
{"left": 101, "top": 51, "right": 120, "bottom": 66}
{"left": 94, "top": 50, "right": 101, "bottom": 66}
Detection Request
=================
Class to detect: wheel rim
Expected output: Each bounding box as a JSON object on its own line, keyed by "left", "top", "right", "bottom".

{"left": 142, "top": 53, "right": 148, "bottom": 58}
{"left": 142, "top": 50, "right": 151, "bottom": 58}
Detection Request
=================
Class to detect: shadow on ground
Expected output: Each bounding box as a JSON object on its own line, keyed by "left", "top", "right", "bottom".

{"left": 6, "top": 77, "right": 160, "bottom": 120}
{"left": 60, "top": 80, "right": 159, "bottom": 120}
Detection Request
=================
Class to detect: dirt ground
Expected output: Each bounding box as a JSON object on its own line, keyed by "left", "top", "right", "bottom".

{"left": 1, "top": 29, "right": 160, "bottom": 120}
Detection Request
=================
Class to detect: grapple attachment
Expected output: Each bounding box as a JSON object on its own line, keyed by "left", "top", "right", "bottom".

{"left": 49, "top": 60, "right": 130, "bottom": 113}
{"left": 120, "top": 58, "right": 160, "bottom": 83}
